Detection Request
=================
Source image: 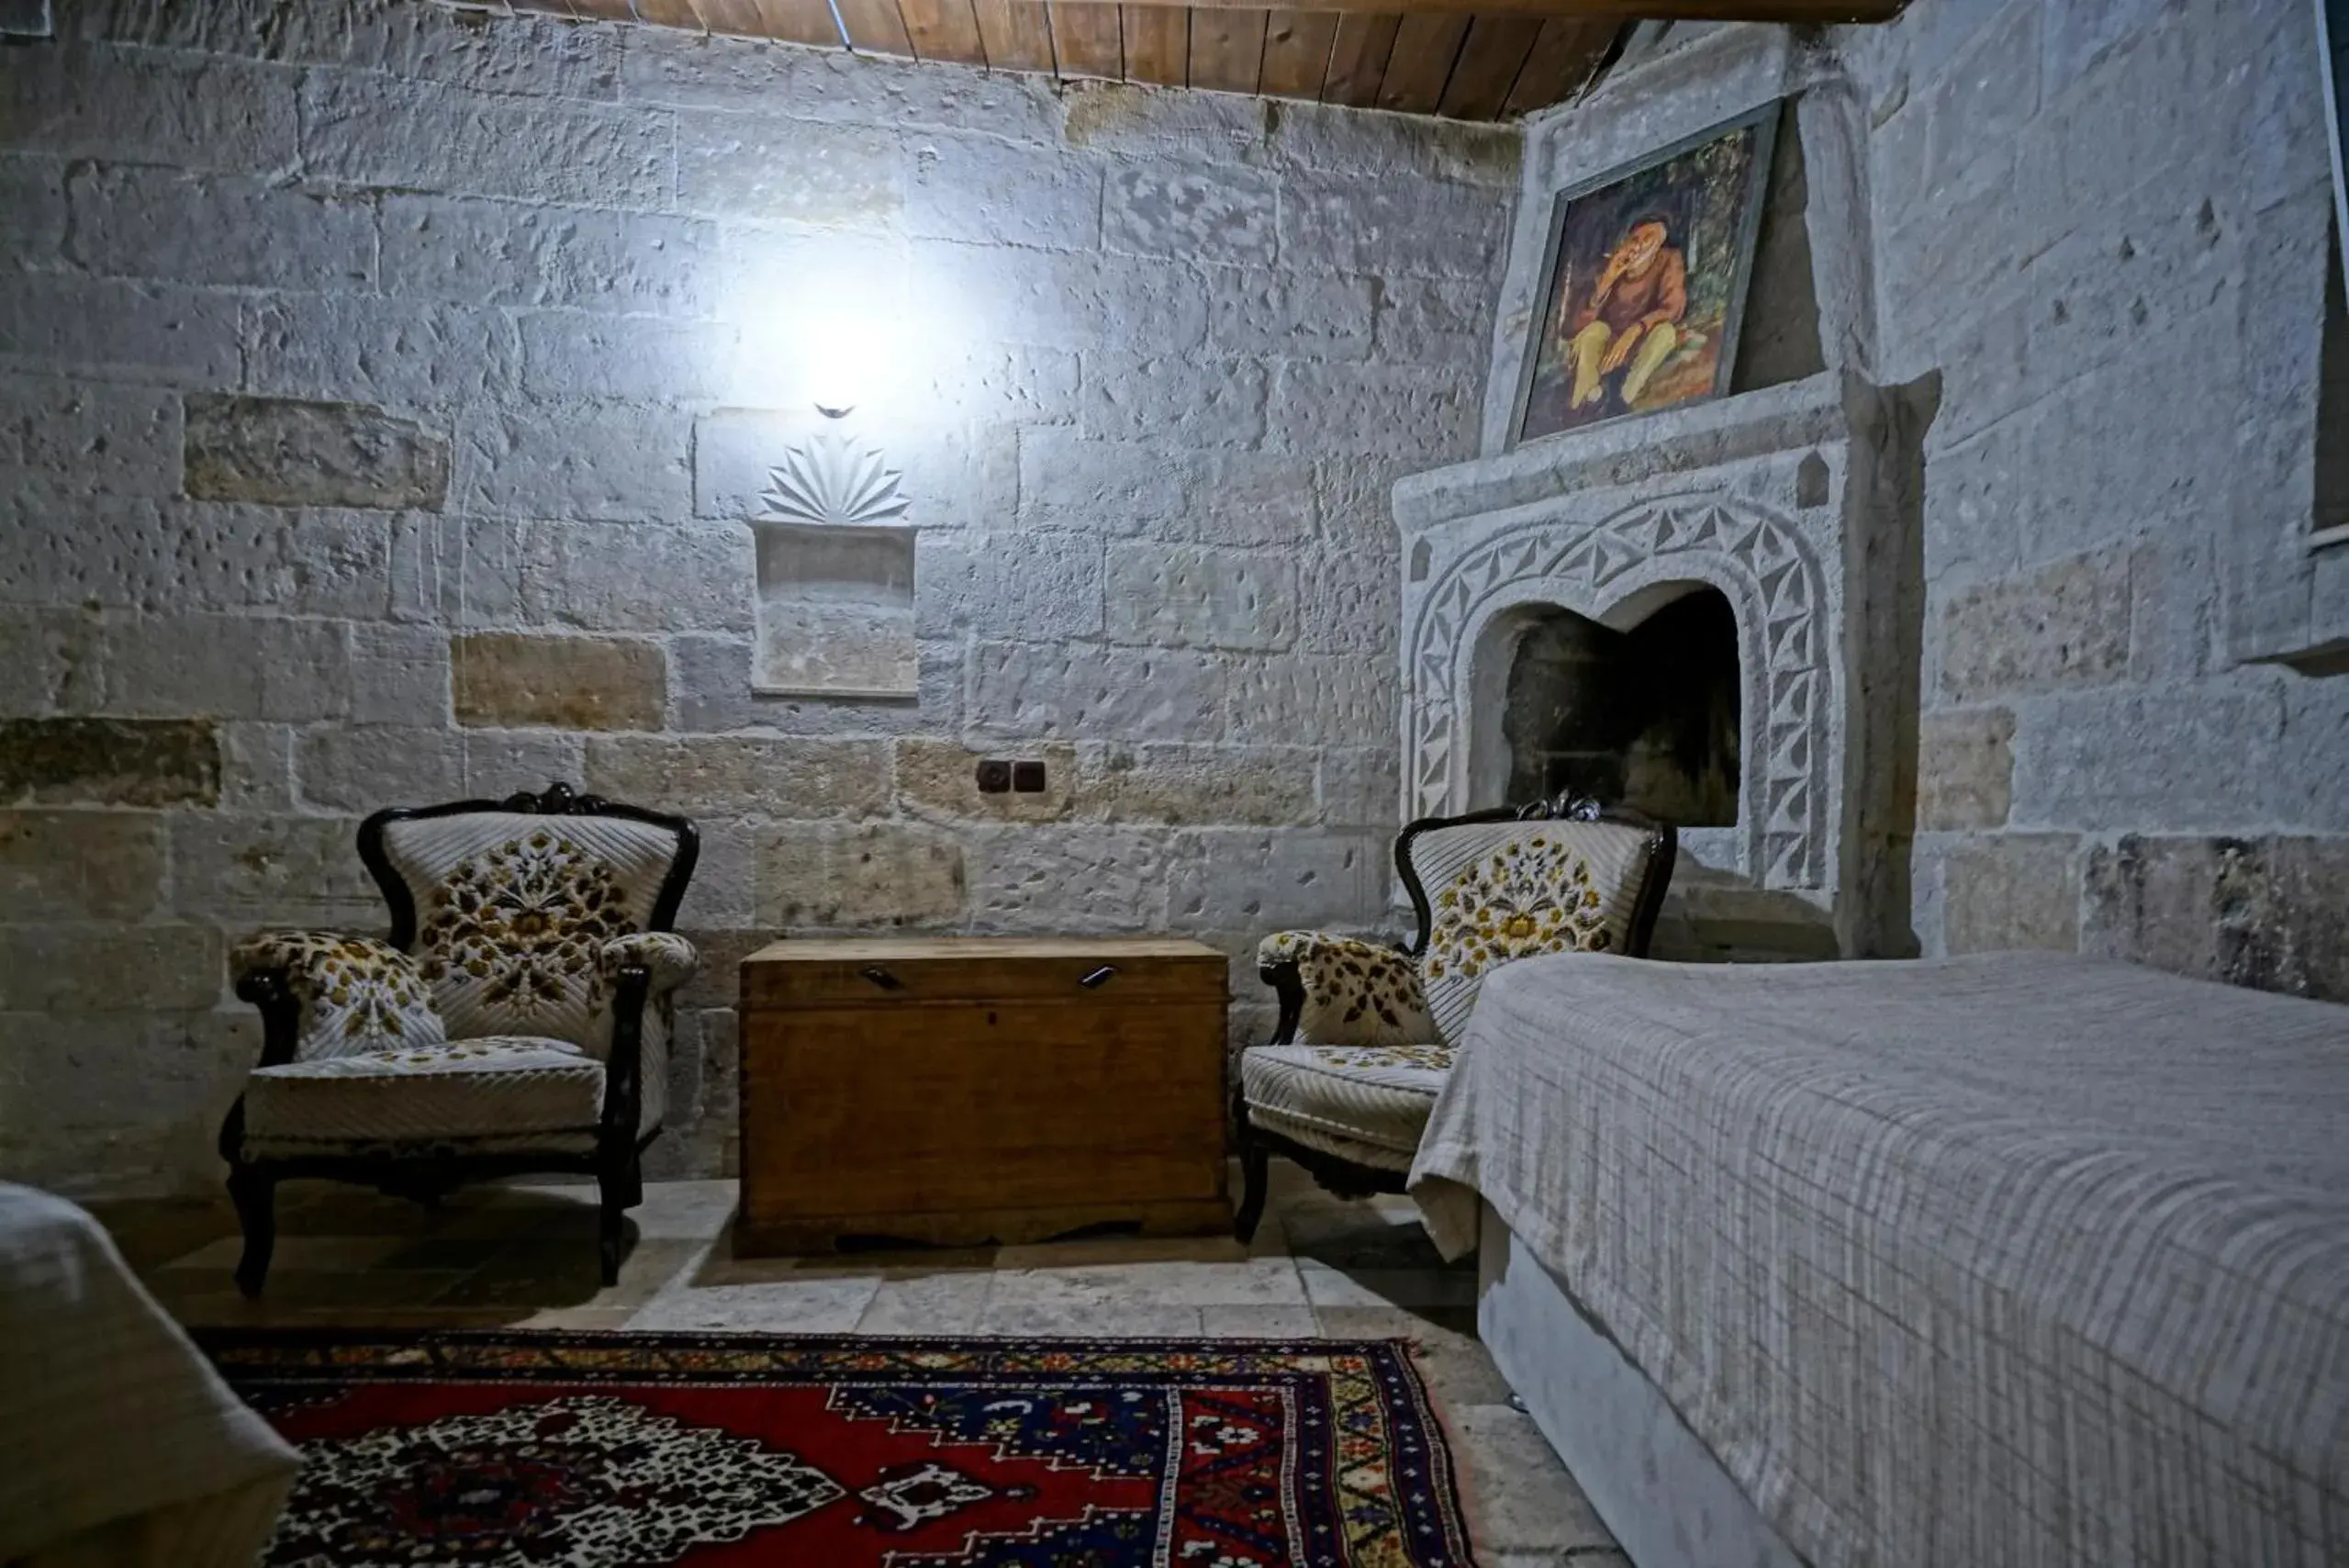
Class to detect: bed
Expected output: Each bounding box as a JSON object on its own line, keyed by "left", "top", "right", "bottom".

{"left": 1408, "top": 950, "right": 2349, "bottom": 1568}
{"left": 0, "top": 1183, "right": 299, "bottom": 1567}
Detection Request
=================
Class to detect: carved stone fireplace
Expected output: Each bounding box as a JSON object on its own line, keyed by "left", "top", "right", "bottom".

{"left": 1392, "top": 28, "right": 1931, "bottom": 959}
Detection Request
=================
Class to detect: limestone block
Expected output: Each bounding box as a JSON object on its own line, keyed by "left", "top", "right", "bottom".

{"left": 1916, "top": 706, "right": 2015, "bottom": 830}
{"left": 620, "top": 25, "right": 1064, "bottom": 145}
{"left": 350, "top": 623, "right": 451, "bottom": 727}
{"left": 456, "top": 730, "right": 587, "bottom": 802}
{"left": 380, "top": 195, "right": 721, "bottom": 317}
{"left": 1270, "top": 100, "right": 1519, "bottom": 187}
{"left": 583, "top": 736, "right": 891, "bottom": 819}
{"left": 917, "top": 532, "right": 1104, "bottom": 640}
{"left": 0, "top": 923, "right": 221, "bottom": 1013}
{"left": 1917, "top": 415, "right": 2025, "bottom": 584}
{"left": 676, "top": 114, "right": 903, "bottom": 226}
{"left": 0, "top": 275, "right": 241, "bottom": 387}
{"left": 0, "top": 375, "right": 181, "bottom": 497}
{"left": 1316, "top": 745, "right": 1402, "bottom": 830}
{"left": 1106, "top": 543, "right": 1297, "bottom": 651}
{"left": 452, "top": 633, "right": 666, "bottom": 733}
{"left": 0, "top": 609, "right": 101, "bottom": 717}
{"left": 2, "top": 41, "right": 299, "bottom": 173}
{"left": 671, "top": 818, "right": 755, "bottom": 927}
{"left": 296, "top": 726, "right": 464, "bottom": 812}
{"left": 1204, "top": 269, "right": 1374, "bottom": 360}
{"left": 2082, "top": 834, "right": 2349, "bottom": 1002}
{"left": 313, "top": 4, "right": 624, "bottom": 98}
{"left": 1081, "top": 354, "right": 1268, "bottom": 450}
{"left": 1103, "top": 162, "right": 1278, "bottom": 266}
{"left": 1013, "top": 428, "right": 1193, "bottom": 535}
{"left": 518, "top": 310, "right": 736, "bottom": 403}
{"left": 666, "top": 633, "right": 965, "bottom": 737}
{"left": 1275, "top": 169, "right": 1504, "bottom": 281}
{"left": 1939, "top": 834, "right": 2081, "bottom": 954}
{"left": 1077, "top": 743, "right": 1316, "bottom": 826}
{"left": 1225, "top": 654, "right": 1397, "bottom": 747}
{"left": 2277, "top": 675, "right": 2349, "bottom": 833}
{"left": 901, "top": 344, "right": 1082, "bottom": 430}
{"left": 302, "top": 73, "right": 673, "bottom": 208}
{"left": 896, "top": 738, "right": 1077, "bottom": 823}
{"left": 1937, "top": 550, "right": 2131, "bottom": 700}
{"left": 1166, "top": 827, "right": 1385, "bottom": 932}
{"left": 167, "top": 813, "right": 377, "bottom": 924}
{"left": 216, "top": 722, "right": 296, "bottom": 813}
{"left": 238, "top": 296, "right": 518, "bottom": 413}
{"left": 66, "top": 165, "right": 375, "bottom": 291}
{"left": 968, "top": 642, "right": 1226, "bottom": 742}
{"left": 963, "top": 825, "right": 1170, "bottom": 932}
{"left": 0, "top": 811, "right": 165, "bottom": 920}
{"left": 1163, "top": 452, "right": 1315, "bottom": 547}
{"left": 1916, "top": 0, "right": 2041, "bottom": 196}
{"left": 453, "top": 404, "right": 693, "bottom": 523}
{"left": 184, "top": 396, "right": 451, "bottom": 511}
{"left": 0, "top": 717, "right": 218, "bottom": 807}
{"left": 1372, "top": 274, "right": 1494, "bottom": 362}
{"left": 1268, "top": 361, "right": 1481, "bottom": 460}
{"left": 0, "top": 159, "right": 66, "bottom": 270}
{"left": 2010, "top": 682, "right": 2286, "bottom": 832}
{"left": 909, "top": 242, "right": 1209, "bottom": 353}
{"left": 507, "top": 520, "right": 756, "bottom": 637}
{"left": 1292, "top": 536, "right": 1398, "bottom": 655}
{"left": 97, "top": 613, "right": 352, "bottom": 723}
{"left": 908, "top": 138, "right": 1103, "bottom": 251}
{"left": 755, "top": 821, "right": 967, "bottom": 929}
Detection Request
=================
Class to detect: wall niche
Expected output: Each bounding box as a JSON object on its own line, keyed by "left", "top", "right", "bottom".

{"left": 751, "top": 426, "right": 918, "bottom": 699}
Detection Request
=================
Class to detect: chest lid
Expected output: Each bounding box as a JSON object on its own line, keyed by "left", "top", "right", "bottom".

{"left": 743, "top": 935, "right": 1227, "bottom": 1008}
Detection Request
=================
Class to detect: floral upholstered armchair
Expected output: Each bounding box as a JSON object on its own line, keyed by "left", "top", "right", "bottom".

{"left": 217, "top": 784, "right": 699, "bottom": 1294}
{"left": 1233, "top": 797, "right": 1675, "bottom": 1241}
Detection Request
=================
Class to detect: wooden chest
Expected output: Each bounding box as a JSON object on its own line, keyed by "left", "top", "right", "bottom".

{"left": 737, "top": 936, "right": 1232, "bottom": 1253}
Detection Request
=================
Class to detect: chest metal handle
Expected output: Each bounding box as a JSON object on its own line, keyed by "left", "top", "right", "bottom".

{"left": 1079, "top": 966, "right": 1119, "bottom": 990}
{"left": 860, "top": 966, "right": 904, "bottom": 991}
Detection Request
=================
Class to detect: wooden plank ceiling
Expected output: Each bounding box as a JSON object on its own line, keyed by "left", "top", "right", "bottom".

{"left": 549, "top": 0, "right": 1619, "bottom": 121}
{"left": 548, "top": 0, "right": 1900, "bottom": 121}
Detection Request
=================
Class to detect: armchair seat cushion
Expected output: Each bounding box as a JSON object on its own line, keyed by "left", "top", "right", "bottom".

{"left": 1239, "top": 1042, "right": 1456, "bottom": 1171}
{"left": 240, "top": 1036, "right": 604, "bottom": 1157}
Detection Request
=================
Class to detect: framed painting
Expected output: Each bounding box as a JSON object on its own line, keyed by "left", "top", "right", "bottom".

{"left": 1509, "top": 103, "right": 1780, "bottom": 447}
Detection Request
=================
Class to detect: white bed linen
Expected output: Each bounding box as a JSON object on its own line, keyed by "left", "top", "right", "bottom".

{"left": 1410, "top": 951, "right": 2349, "bottom": 1568}
{"left": 0, "top": 1183, "right": 298, "bottom": 1566}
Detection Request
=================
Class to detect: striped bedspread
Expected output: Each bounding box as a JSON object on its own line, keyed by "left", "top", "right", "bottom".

{"left": 1410, "top": 951, "right": 2349, "bottom": 1568}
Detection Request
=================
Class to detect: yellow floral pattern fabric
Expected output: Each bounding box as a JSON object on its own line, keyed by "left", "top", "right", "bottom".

{"left": 1408, "top": 819, "right": 1659, "bottom": 1044}
{"left": 416, "top": 828, "right": 633, "bottom": 1032}
{"left": 230, "top": 931, "right": 447, "bottom": 1061}
{"left": 1258, "top": 932, "right": 1434, "bottom": 1048}
{"left": 598, "top": 931, "right": 699, "bottom": 992}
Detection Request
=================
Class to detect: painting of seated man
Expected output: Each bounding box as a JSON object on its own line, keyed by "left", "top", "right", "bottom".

{"left": 1514, "top": 105, "right": 1778, "bottom": 444}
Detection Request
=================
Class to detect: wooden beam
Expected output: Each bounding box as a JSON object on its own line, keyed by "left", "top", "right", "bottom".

{"left": 1072, "top": 0, "right": 1903, "bottom": 20}
{"left": 1190, "top": 8, "right": 1268, "bottom": 92}
{"left": 1377, "top": 14, "right": 1467, "bottom": 113}
{"left": 1123, "top": 4, "right": 1190, "bottom": 81}
{"left": 1049, "top": 1, "right": 1124, "bottom": 75}
{"left": 1440, "top": 16, "right": 1542, "bottom": 119}
{"left": 1503, "top": 16, "right": 1615, "bottom": 114}
{"left": 1321, "top": 12, "right": 1398, "bottom": 105}
{"left": 972, "top": 0, "right": 1058, "bottom": 67}
{"left": 1258, "top": 10, "right": 1340, "bottom": 97}
{"left": 899, "top": 0, "right": 990, "bottom": 62}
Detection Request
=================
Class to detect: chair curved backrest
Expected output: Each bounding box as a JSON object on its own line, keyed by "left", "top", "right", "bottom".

{"left": 1397, "top": 795, "right": 1675, "bottom": 1045}
{"left": 357, "top": 783, "right": 698, "bottom": 1057}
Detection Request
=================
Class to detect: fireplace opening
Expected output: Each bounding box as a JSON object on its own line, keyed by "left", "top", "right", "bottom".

{"left": 1499, "top": 587, "right": 1741, "bottom": 825}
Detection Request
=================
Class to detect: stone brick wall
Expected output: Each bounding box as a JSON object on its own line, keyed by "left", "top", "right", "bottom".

{"left": 0, "top": 0, "right": 1516, "bottom": 1194}
{"left": 1851, "top": 0, "right": 2349, "bottom": 996}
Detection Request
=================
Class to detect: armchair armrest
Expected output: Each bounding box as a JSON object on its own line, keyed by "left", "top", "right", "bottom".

{"left": 1255, "top": 930, "right": 1433, "bottom": 1047}
{"left": 598, "top": 932, "right": 698, "bottom": 994}
{"left": 228, "top": 931, "right": 446, "bottom": 1068}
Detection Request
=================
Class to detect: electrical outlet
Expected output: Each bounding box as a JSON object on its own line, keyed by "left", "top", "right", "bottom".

{"left": 975, "top": 758, "right": 1012, "bottom": 793}
{"left": 1012, "top": 760, "right": 1047, "bottom": 793}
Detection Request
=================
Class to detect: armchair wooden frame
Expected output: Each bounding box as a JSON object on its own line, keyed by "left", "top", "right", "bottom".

{"left": 217, "top": 783, "right": 699, "bottom": 1295}
{"left": 1232, "top": 794, "right": 1676, "bottom": 1242}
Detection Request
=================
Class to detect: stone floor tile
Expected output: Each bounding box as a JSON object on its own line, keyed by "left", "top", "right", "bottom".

{"left": 988, "top": 1258, "right": 1308, "bottom": 1310}
{"left": 1298, "top": 1260, "right": 1479, "bottom": 1310}
{"left": 1199, "top": 1304, "right": 1321, "bottom": 1338}
{"left": 976, "top": 1302, "right": 1208, "bottom": 1338}
{"left": 430, "top": 1238, "right": 699, "bottom": 1310}
{"left": 1449, "top": 1404, "right": 1614, "bottom": 1555}
{"left": 151, "top": 1270, "right": 477, "bottom": 1326}
{"left": 857, "top": 1272, "right": 997, "bottom": 1334}
{"left": 994, "top": 1233, "right": 1253, "bottom": 1269}
{"left": 627, "top": 1274, "right": 883, "bottom": 1332}
{"left": 1313, "top": 1305, "right": 1515, "bottom": 1408}
{"left": 161, "top": 1233, "right": 410, "bottom": 1273}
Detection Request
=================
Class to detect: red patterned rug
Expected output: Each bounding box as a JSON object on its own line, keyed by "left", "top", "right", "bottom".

{"left": 199, "top": 1329, "right": 1474, "bottom": 1567}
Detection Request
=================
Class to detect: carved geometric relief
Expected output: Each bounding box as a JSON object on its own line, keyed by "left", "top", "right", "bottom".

{"left": 1405, "top": 491, "right": 1831, "bottom": 890}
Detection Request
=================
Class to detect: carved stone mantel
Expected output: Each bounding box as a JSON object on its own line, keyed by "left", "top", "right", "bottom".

{"left": 1394, "top": 371, "right": 1930, "bottom": 958}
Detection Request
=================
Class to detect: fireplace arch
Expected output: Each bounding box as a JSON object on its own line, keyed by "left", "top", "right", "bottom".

{"left": 1407, "top": 491, "right": 1830, "bottom": 890}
